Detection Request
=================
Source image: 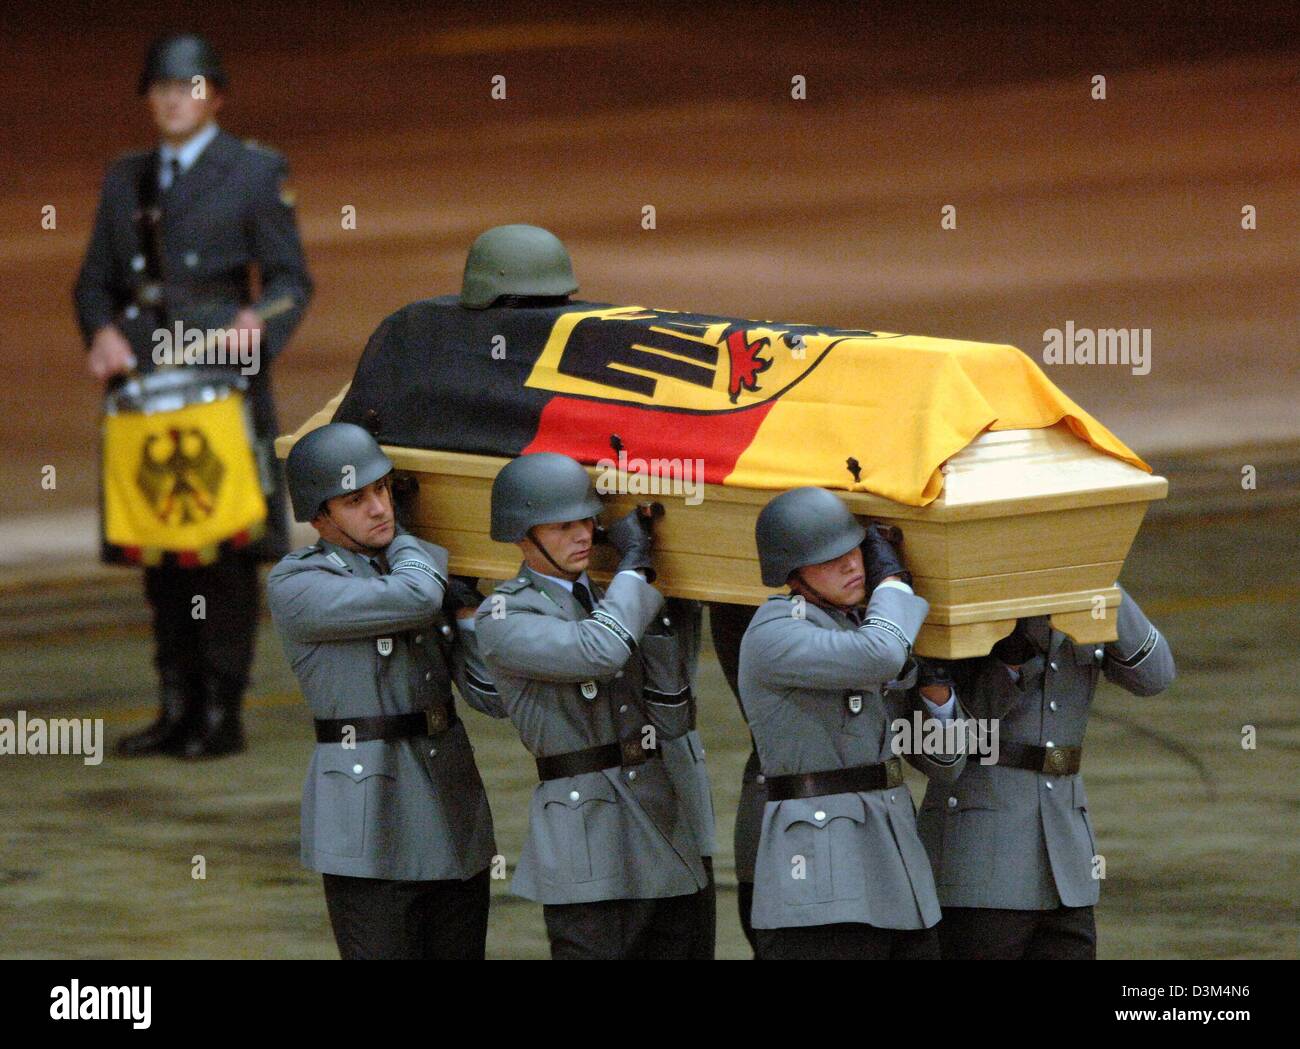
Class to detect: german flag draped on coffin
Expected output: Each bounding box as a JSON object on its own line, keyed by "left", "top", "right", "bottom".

{"left": 331, "top": 297, "right": 1148, "bottom": 506}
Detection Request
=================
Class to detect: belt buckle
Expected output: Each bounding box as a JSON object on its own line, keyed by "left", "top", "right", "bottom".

{"left": 137, "top": 281, "right": 163, "bottom": 308}
{"left": 424, "top": 707, "right": 449, "bottom": 736}
{"left": 884, "top": 757, "right": 904, "bottom": 789}
{"left": 620, "top": 739, "right": 649, "bottom": 767}
{"left": 1045, "top": 746, "right": 1068, "bottom": 774}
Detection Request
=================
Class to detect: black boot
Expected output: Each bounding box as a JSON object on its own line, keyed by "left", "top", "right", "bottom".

{"left": 116, "top": 671, "right": 196, "bottom": 757}
{"left": 180, "top": 675, "right": 247, "bottom": 759}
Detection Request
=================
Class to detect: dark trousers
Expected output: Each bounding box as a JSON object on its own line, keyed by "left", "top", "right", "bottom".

{"left": 738, "top": 880, "right": 758, "bottom": 956}
{"left": 710, "top": 603, "right": 761, "bottom": 958}
{"left": 144, "top": 549, "right": 260, "bottom": 690}
{"left": 322, "top": 869, "right": 490, "bottom": 960}
{"left": 690, "top": 857, "right": 717, "bottom": 960}
{"left": 938, "top": 905, "right": 1097, "bottom": 960}
{"left": 756, "top": 922, "right": 940, "bottom": 960}
{"left": 543, "top": 888, "right": 705, "bottom": 960}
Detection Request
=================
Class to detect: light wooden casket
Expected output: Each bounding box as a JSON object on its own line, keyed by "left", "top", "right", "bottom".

{"left": 276, "top": 382, "right": 1166, "bottom": 658}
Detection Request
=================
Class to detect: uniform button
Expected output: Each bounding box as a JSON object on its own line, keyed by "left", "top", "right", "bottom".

{"left": 131, "top": 254, "right": 145, "bottom": 272}
{"left": 1049, "top": 700, "right": 1058, "bottom": 711}
{"left": 1046, "top": 740, "right": 1055, "bottom": 748}
{"left": 440, "top": 624, "right": 453, "bottom": 639}
{"left": 756, "top": 774, "right": 766, "bottom": 785}
{"left": 352, "top": 764, "right": 363, "bottom": 774}
{"left": 1049, "top": 660, "right": 1059, "bottom": 672}
{"left": 614, "top": 670, "right": 624, "bottom": 679}
{"left": 124, "top": 304, "right": 140, "bottom": 320}
{"left": 814, "top": 810, "right": 826, "bottom": 821}
{"left": 662, "top": 617, "right": 671, "bottom": 627}
{"left": 619, "top": 704, "right": 628, "bottom": 714}
{"left": 947, "top": 796, "right": 958, "bottom": 809}
{"left": 627, "top": 770, "right": 637, "bottom": 781}
{"left": 428, "top": 749, "right": 437, "bottom": 757}
{"left": 889, "top": 793, "right": 896, "bottom": 803}
{"left": 1094, "top": 647, "right": 1104, "bottom": 662}
{"left": 184, "top": 251, "right": 199, "bottom": 268}
{"left": 414, "top": 634, "right": 424, "bottom": 644}
{"left": 424, "top": 671, "right": 432, "bottom": 682}
{"left": 569, "top": 790, "right": 580, "bottom": 801}
{"left": 1045, "top": 781, "right": 1054, "bottom": 790}
{"left": 517, "top": 577, "right": 526, "bottom": 583}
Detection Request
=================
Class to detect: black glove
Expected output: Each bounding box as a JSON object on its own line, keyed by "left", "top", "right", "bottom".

{"left": 861, "top": 521, "right": 911, "bottom": 592}
{"left": 605, "top": 507, "right": 657, "bottom": 583}
{"left": 991, "top": 620, "right": 1038, "bottom": 666}
{"left": 390, "top": 473, "right": 420, "bottom": 531}
{"left": 442, "top": 575, "right": 484, "bottom": 616}
{"left": 915, "top": 657, "right": 957, "bottom": 692}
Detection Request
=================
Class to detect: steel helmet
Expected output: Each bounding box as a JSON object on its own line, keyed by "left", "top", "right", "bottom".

{"left": 460, "top": 224, "right": 578, "bottom": 309}
{"left": 755, "top": 486, "right": 866, "bottom": 587}
{"left": 138, "top": 33, "right": 229, "bottom": 95}
{"left": 490, "top": 452, "right": 603, "bottom": 542}
{"left": 285, "top": 423, "right": 394, "bottom": 523}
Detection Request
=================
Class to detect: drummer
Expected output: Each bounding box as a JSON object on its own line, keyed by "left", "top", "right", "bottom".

{"left": 74, "top": 33, "right": 312, "bottom": 759}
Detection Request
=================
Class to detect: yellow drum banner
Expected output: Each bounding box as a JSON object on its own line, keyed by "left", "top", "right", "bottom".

{"left": 102, "top": 393, "right": 266, "bottom": 566}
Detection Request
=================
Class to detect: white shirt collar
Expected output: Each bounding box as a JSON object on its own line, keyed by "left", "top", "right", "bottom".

{"left": 529, "top": 568, "right": 592, "bottom": 595}
{"left": 159, "top": 121, "right": 219, "bottom": 172}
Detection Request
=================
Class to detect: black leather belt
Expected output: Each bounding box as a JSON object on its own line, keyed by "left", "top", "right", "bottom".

{"left": 990, "top": 741, "right": 1082, "bottom": 775}
{"left": 133, "top": 281, "right": 241, "bottom": 309}
{"left": 765, "top": 757, "right": 904, "bottom": 801}
{"left": 314, "top": 707, "right": 457, "bottom": 743}
{"left": 536, "top": 739, "right": 661, "bottom": 781}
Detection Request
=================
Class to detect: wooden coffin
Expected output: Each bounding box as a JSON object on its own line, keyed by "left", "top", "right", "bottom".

{"left": 276, "top": 382, "right": 1166, "bottom": 658}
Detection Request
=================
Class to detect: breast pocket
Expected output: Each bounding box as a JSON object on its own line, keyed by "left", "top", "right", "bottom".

{"left": 313, "top": 744, "right": 396, "bottom": 858}
{"left": 775, "top": 794, "right": 867, "bottom": 905}
{"left": 538, "top": 773, "right": 621, "bottom": 884}
{"left": 1071, "top": 640, "right": 1104, "bottom": 686}
{"left": 839, "top": 688, "right": 878, "bottom": 737}
{"left": 938, "top": 774, "right": 998, "bottom": 895}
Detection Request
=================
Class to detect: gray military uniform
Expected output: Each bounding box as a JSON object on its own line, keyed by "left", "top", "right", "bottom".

{"left": 738, "top": 585, "right": 967, "bottom": 931}
{"left": 266, "top": 527, "right": 502, "bottom": 880}
{"left": 658, "top": 599, "right": 716, "bottom": 858}
{"left": 475, "top": 565, "right": 708, "bottom": 905}
{"left": 917, "top": 587, "right": 1175, "bottom": 909}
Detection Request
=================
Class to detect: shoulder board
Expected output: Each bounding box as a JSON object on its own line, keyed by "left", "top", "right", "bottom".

{"left": 765, "top": 593, "right": 793, "bottom": 602}
{"left": 494, "top": 576, "right": 533, "bottom": 595}
{"left": 242, "top": 137, "right": 279, "bottom": 154}
{"left": 285, "top": 544, "right": 322, "bottom": 560}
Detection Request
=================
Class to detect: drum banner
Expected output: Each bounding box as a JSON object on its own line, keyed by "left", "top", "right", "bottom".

{"left": 333, "top": 296, "right": 1148, "bottom": 507}
{"left": 101, "top": 392, "right": 267, "bottom": 566}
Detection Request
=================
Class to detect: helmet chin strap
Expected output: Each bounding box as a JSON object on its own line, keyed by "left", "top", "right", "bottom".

{"left": 526, "top": 526, "right": 574, "bottom": 578}
{"left": 325, "top": 508, "right": 386, "bottom": 556}
{"left": 790, "top": 569, "right": 858, "bottom": 614}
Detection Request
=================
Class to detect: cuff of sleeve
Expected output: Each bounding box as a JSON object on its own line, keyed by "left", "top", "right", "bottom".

{"left": 875, "top": 579, "right": 914, "bottom": 595}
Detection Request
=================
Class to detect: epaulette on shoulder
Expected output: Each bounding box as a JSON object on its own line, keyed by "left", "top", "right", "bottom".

{"left": 765, "top": 593, "right": 794, "bottom": 602}
{"left": 285, "top": 543, "right": 322, "bottom": 560}
{"left": 494, "top": 576, "right": 533, "bottom": 595}
{"left": 242, "top": 137, "right": 281, "bottom": 156}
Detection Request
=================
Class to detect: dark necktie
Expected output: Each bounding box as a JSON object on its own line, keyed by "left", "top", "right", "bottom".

{"left": 571, "top": 581, "right": 594, "bottom": 615}
{"left": 162, "top": 156, "right": 181, "bottom": 192}
{"left": 370, "top": 552, "right": 391, "bottom": 575}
